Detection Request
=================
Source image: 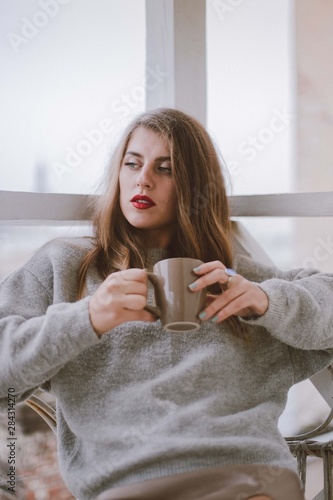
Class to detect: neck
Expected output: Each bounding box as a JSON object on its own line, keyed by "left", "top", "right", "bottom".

{"left": 147, "top": 247, "right": 170, "bottom": 269}
{"left": 144, "top": 228, "right": 174, "bottom": 249}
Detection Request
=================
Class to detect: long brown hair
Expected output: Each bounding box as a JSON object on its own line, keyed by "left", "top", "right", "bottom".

{"left": 79, "top": 108, "right": 246, "bottom": 336}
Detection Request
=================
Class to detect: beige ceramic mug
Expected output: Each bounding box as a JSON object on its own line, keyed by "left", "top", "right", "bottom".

{"left": 145, "top": 258, "right": 206, "bottom": 332}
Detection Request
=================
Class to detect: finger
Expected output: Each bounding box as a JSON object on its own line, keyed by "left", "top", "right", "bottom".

{"left": 200, "top": 287, "right": 247, "bottom": 320}
{"left": 210, "top": 292, "right": 253, "bottom": 323}
{"left": 207, "top": 285, "right": 268, "bottom": 319}
{"left": 104, "top": 275, "right": 147, "bottom": 295}
{"left": 106, "top": 268, "right": 147, "bottom": 284}
{"left": 125, "top": 308, "right": 157, "bottom": 323}
{"left": 113, "top": 281, "right": 148, "bottom": 296}
{"left": 190, "top": 268, "right": 239, "bottom": 292}
{"left": 122, "top": 293, "right": 148, "bottom": 311}
{"left": 122, "top": 268, "right": 148, "bottom": 282}
{"left": 205, "top": 293, "right": 219, "bottom": 306}
{"left": 192, "top": 261, "right": 224, "bottom": 275}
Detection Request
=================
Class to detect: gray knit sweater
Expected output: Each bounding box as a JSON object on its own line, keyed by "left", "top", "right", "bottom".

{"left": 1, "top": 237, "right": 333, "bottom": 499}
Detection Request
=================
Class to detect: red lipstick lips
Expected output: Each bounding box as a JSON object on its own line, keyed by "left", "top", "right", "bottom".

{"left": 131, "top": 195, "right": 156, "bottom": 209}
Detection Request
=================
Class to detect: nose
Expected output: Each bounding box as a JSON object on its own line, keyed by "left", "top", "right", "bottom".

{"left": 136, "top": 166, "right": 153, "bottom": 189}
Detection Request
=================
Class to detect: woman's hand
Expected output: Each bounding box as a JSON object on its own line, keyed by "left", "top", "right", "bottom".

{"left": 89, "top": 269, "right": 156, "bottom": 336}
{"left": 189, "top": 261, "right": 269, "bottom": 323}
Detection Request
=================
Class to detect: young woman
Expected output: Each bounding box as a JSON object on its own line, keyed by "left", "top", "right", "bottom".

{"left": 1, "top": 108, "right": 333, "bottom": 500}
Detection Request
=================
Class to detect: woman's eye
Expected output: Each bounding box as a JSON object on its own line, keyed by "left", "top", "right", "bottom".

{"left": 125, "top": 162, "right": 139, "bottom": 169}
{"left": 158, "top": 166, "right": 172, "bottom": 175}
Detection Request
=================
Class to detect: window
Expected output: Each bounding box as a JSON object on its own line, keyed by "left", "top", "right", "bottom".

{"left": 207, "top": 0, "right": 295, "bottom": 197}
{"left": 0, "top": 0, "right": 146, "bottom": 195}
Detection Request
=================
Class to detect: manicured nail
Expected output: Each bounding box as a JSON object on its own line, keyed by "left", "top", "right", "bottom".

{"left": 188, "top": 282, "right": 197, "bottom": 290}
{"left": 212, "top": 315, "right": 219, "bottom": 323}
{"left": 199, "top": 311, "right": 207, "bottom": 320}
{"left": 193, "top": 266, "right": 201, "bottom": 273}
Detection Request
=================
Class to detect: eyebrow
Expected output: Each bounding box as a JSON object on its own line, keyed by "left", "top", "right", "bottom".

{"left": 125, "top": 151, "right": 171, "bottom": 162}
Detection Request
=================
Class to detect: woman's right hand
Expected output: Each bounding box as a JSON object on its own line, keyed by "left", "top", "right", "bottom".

{"left": 88, "top": 269, "right": 156, "bottom": 336}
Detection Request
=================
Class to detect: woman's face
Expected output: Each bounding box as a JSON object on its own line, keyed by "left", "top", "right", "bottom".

{"left": 119, "top": 126, "right": 178, "bottom": 248}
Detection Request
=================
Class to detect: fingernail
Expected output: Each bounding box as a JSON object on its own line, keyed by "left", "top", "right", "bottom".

{"left": 199, "top": 311, "right": 207, "bottom": 320}
{"left": 212, "top": 315, "right": 219, "bottom": 323}
{"left": 188, "top": 282, "right": 197, "bottom": 290}
{"left": 193, "top": 266, "right": 201, "bottom": 272}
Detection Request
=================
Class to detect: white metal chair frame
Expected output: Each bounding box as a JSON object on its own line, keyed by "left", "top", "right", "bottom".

{"left": 1, "top": 189, "right": 333, "bottom": 500}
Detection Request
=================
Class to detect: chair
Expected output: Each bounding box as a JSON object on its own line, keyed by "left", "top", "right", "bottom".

{"left": 285, "top": 368, "right": 333, "bottom": 500}
{"left": 25, "top": 392, "right": 57, "bottom": 435}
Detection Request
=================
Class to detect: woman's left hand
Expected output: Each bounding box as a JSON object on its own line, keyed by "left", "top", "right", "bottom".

{"left": 189, "top": 261, "right": 269, "bottom": 323}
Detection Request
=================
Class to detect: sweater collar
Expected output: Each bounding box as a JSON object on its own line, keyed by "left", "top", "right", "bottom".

{"left": 147, "top": 248, "right": 170, "bottom": 269}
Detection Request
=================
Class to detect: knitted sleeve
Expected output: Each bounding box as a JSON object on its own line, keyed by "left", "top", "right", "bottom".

{"left": 235, "top": 253, "right": 333, "bottom": 350}
{"left": 0, "top": 240, "right": 99, "bottom": 411}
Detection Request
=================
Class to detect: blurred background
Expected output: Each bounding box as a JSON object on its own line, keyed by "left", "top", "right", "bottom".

{"left": 0, "top": 0, "right": 332, "bottom": 498}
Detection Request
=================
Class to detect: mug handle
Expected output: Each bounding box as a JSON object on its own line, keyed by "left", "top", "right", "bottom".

{"left": 145, "top": 272, "right": 161, "bottom": 318}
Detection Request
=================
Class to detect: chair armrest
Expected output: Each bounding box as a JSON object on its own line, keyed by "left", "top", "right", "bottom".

{"left": 25, "top": 394, "right": 57, "bottom": 434}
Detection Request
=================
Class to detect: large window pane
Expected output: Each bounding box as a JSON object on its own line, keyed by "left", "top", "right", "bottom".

{"left": 206, "top": 0, "right": 295, "bottom": 196}
{"left": 0, "top": 0, "right": 146, "bottom": 194}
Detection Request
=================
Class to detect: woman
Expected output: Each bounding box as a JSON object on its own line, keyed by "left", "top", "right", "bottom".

{"left": 1, "top": 108, "right": 332, "bottom": 500}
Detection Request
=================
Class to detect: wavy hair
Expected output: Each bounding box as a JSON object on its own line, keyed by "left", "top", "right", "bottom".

{"left": 78, "top": 108, "right": 247, "bottom": 337}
